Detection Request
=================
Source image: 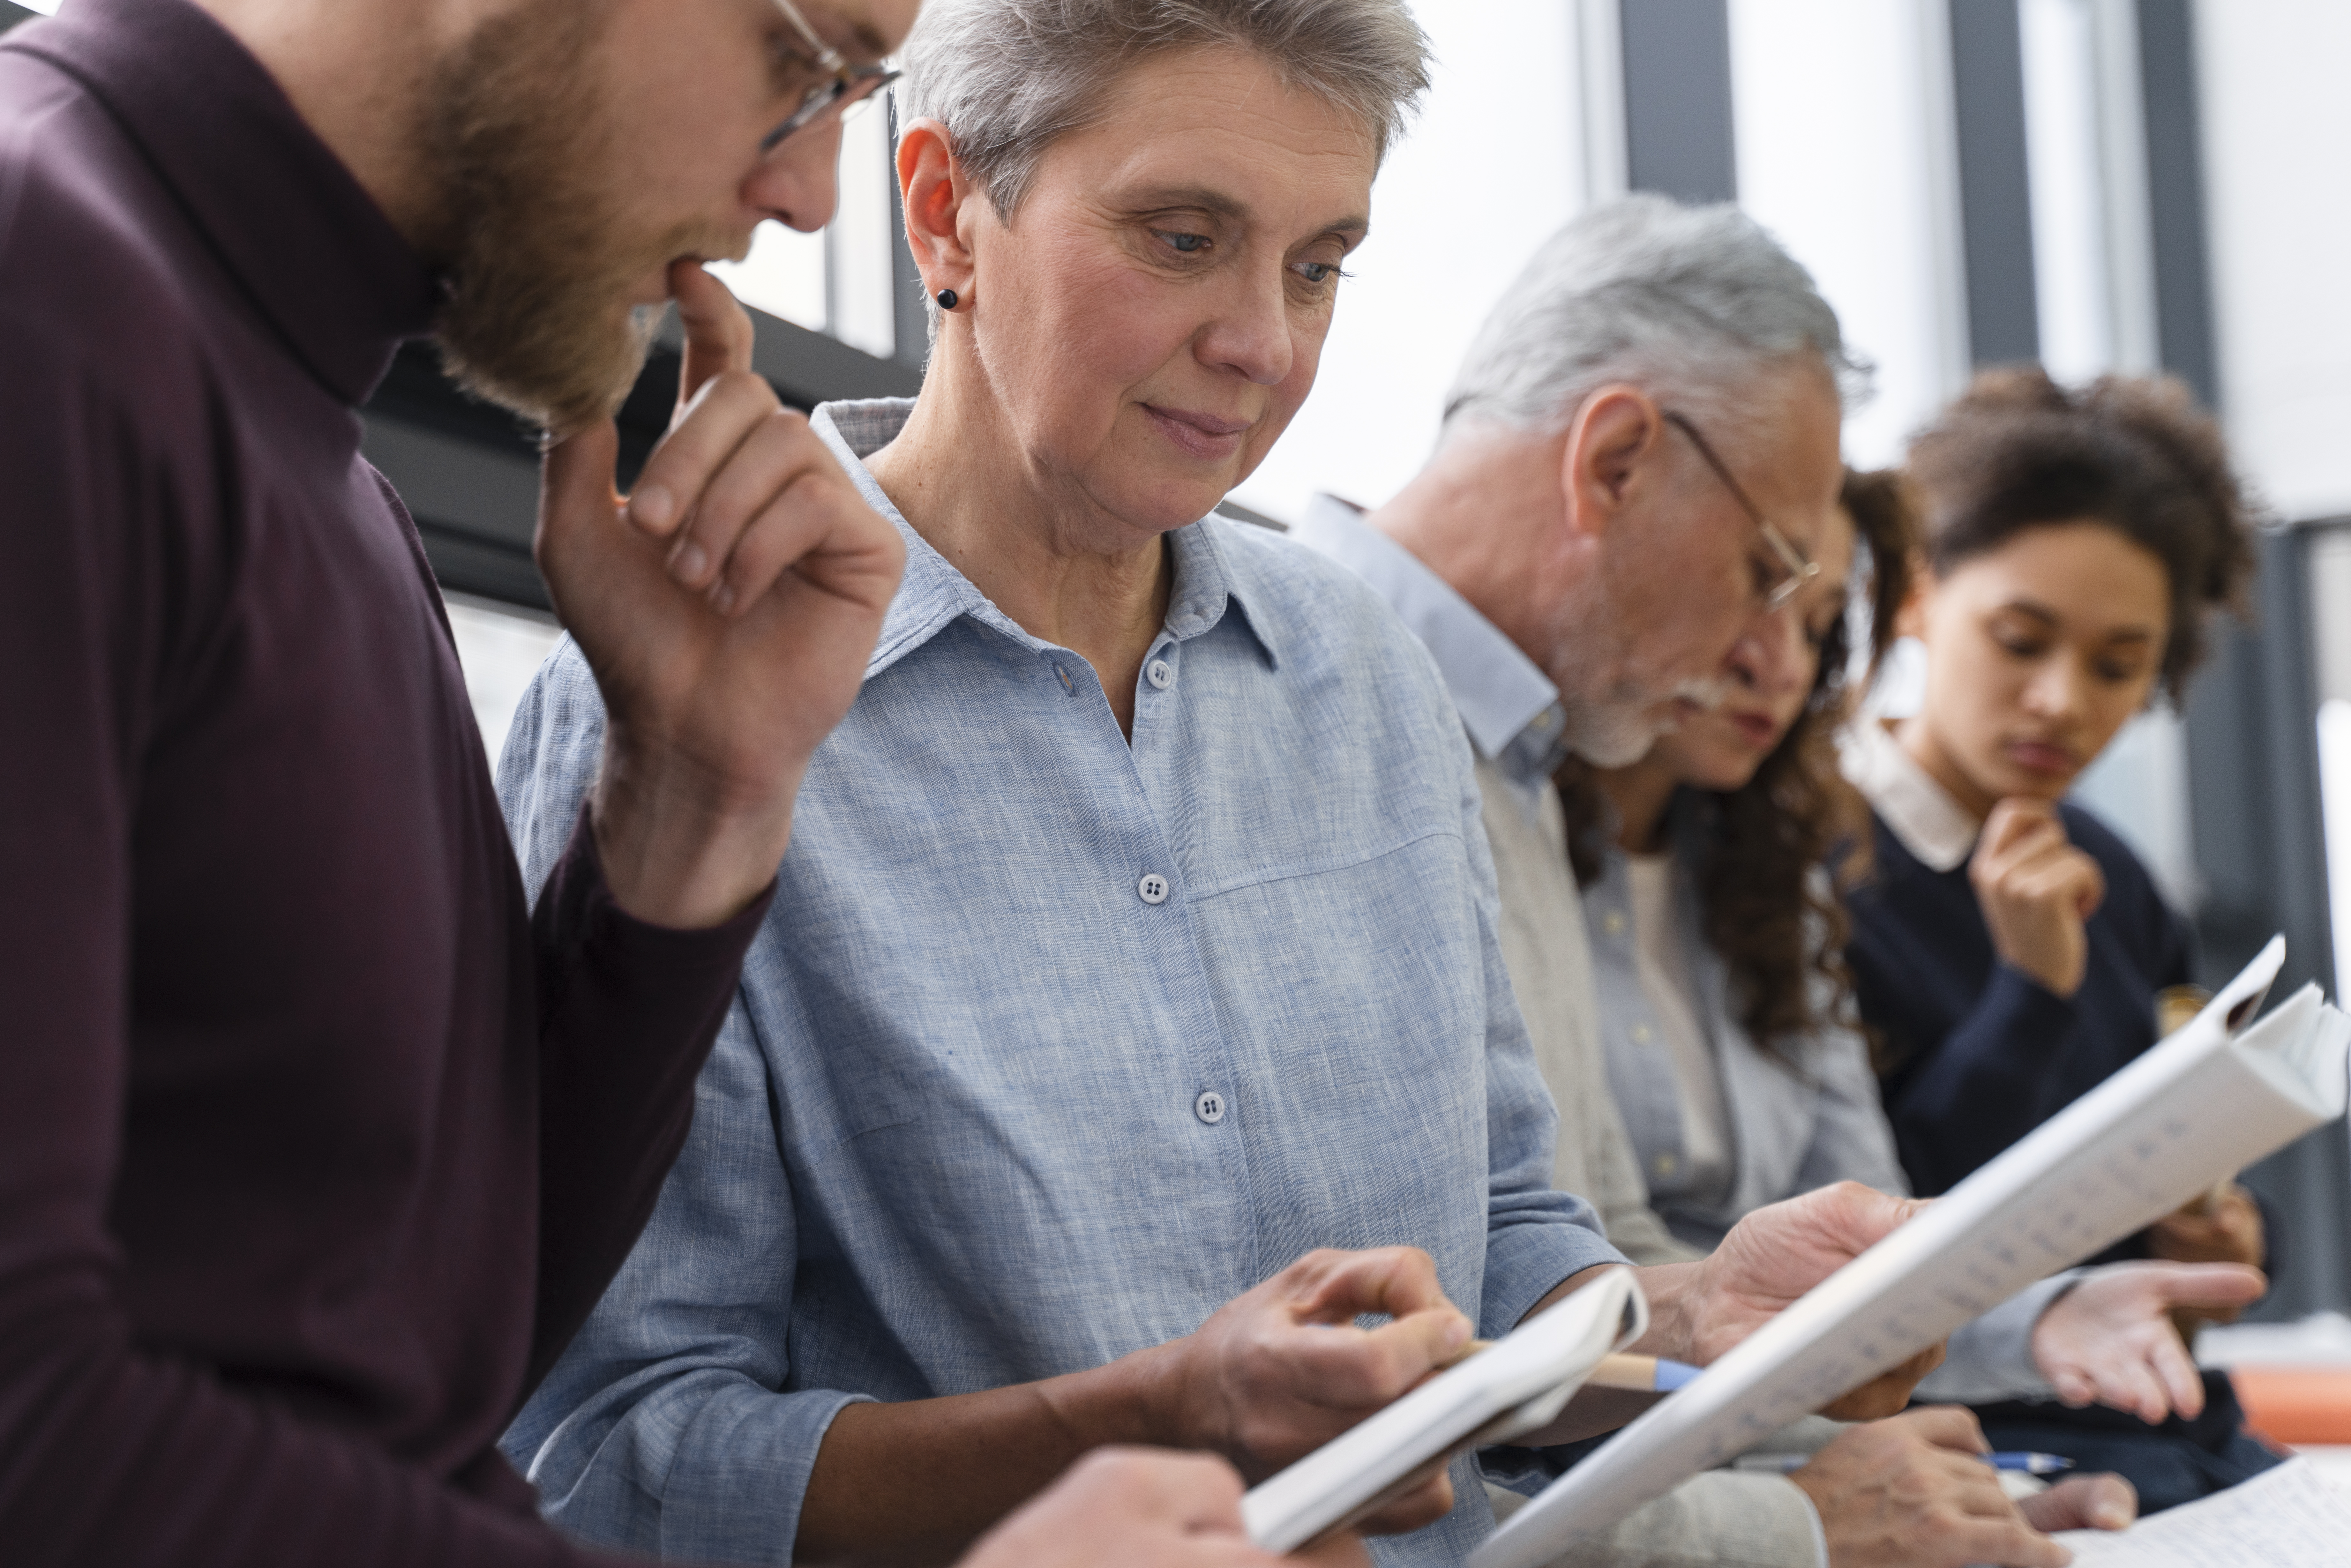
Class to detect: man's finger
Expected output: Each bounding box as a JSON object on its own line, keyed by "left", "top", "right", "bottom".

{"left": 707, "top": 467, "right": 896, "bottom": 617}
{"left": 1820, "top": 1344, "right": 1945, "bottom": 1421}
{"left": 1894, "top": 1403, "right": 1992, "bottom": 1454}
{"left": 1801, "top": 1182, "right": 1930, "bottom": 1257}
{"left": 1287, "top": 1309, "right": 1470, "bottom": 1409}
{"left": 1295, "top": 1247, "right": 1456, "bottom": 1325}
{"left": 672, "top": 259, "right": 757, "bottom": 410}
{"left": 662, "top": 409, "right": 837, "bottom": 598}
{"left": 535, "top": 419, "right": 624, "bottom": 571}
{"left": 1943, "top": 1517, "right": 2074, "bottom": 1568}
{"left": 624, "top": 371, "right": 783, "bottom": 542}
{"left": 2021, "top": 1473, "right": 2137, "bottom": 1534}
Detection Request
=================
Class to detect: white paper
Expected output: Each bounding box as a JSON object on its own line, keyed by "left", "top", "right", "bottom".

{"left": 2050, "top": 1459, "right": 2351, "bottom": 1565}
{"left": 1474, "top": 938, "right": 2351, "bottom": 1568}
{"left": 1243, "top": 1267, "right": 1644, "bottom": 1553}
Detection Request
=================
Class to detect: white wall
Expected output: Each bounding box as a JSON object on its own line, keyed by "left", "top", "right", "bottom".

{"left": 2196, "top": 0, "right": 2351, "bottom": 523}
{"left": 1226, "top": 0, "right": 1595, "bottom": 524}
{"left": 1726, "top": 0, "right": 1970, "bottom": 470}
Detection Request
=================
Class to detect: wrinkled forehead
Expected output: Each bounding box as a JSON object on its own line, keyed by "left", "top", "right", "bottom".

{"left": 1025, "top": 48, "right": 1381, "bottom": 215}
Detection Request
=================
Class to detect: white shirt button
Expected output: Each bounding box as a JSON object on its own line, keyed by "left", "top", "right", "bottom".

{"left": 1631, "top": 1023, "right": 1654, "bottom": 1045}
{"left": 1194, "top": 1089, "right": 1226, "bottom": 1124}
{"left": 1654, "top": 1152, "right": 1678, "bottom": 1177}
{"left": 1603, "top": 911, "right": 1627, "bottom": 937}
{"left": 1138, "top": 873, "right": 1170, "bottom": 905}
{"left": 1146, "top": 658, "right": 1173, "bottom": 690}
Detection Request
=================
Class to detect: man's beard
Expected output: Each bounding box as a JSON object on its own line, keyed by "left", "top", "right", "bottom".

{"left": 1542, "top": 565, "right": 1727, "bottom": 768}
{"left": 417, "top": 0, "right": 740, "bottom": 433}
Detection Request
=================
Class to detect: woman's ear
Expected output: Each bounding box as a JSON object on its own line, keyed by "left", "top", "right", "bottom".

{"left": 1559, "top": 384, "right": 1665, "bottom": 543}
{"left": 896, "top": 118, "right": 976, "bottom": 300}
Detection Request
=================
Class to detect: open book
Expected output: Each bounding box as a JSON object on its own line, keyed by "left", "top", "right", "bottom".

{"left": 1241, "top": 1265, "right": 1645, "bottom": 1554}
{"left": 2052, "top": 1457, "right": 2351, "bottom": 1564}
{"left": 1472, "top": 937, "right": 2350, "bottom": 1568}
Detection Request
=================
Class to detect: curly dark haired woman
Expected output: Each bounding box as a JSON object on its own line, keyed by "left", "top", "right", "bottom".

{"left": 1561, "top": 469, "right": 1916, "bottom": 1249}
{"left": 1842, "top": 367, "right": 2267, "bottom": 1512}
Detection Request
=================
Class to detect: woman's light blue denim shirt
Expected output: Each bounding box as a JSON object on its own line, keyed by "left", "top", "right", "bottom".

{"left": 493, "top": 400, "right": 1622, "bottom": 1566}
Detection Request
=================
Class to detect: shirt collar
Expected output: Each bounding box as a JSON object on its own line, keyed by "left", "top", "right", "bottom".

{"left": 811, "top": 398, "right": 1277, "bottom": 679}
{"left": 1839, "top": 718, "right": 1982, "bottom": 872}
{"left": 11, "top": 0, "right": 438, "bottom": 406}
{"left": 1289, "top": 492, "right": 1568, "bottom": 781}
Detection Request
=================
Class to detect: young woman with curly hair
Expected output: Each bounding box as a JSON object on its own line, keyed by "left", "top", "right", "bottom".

{"left": 1841, "top": 367, "right": 2269, "bottom": 1511}
{"left": 1560, "top": 469, "right": 1916, "bottom": 1251}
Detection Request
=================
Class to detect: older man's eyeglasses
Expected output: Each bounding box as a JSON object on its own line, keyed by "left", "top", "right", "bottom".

{"left": 1662, "top": 410, "right": 1821, "bottom": 616}
{"left": 762, "top": 0, "right": 901, "bottom": 154}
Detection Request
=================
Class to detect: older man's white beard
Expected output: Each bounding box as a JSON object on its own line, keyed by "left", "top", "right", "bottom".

{"left": 1543, "top": 574, "right": 1730, "bottom": 766}
{"left": 1565, "top": 675, "right": 1731, "bottom": 767}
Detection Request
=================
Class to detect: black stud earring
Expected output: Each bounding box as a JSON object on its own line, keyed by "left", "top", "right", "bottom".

{"left": 935, "top": 288, "right": 959, "bottom": 310}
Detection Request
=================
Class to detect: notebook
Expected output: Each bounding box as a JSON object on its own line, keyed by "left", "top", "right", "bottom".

{"left": 1241, "top": 1264, "right": 1645, "bottom": 1554}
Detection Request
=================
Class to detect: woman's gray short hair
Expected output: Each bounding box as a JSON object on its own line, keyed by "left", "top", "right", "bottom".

{"left": 1443, "top": 195, "right": 1870, "bottom": 461}
{"left": 898, "top": 0, "right": 1431, "bottom": 220}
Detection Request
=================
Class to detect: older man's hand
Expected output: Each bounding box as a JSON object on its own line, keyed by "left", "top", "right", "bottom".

{"left": 957, "top": 1448, "right": 1368, "bottom": 1568}
{"left": 1138, "top": 1247, "right": 1474, "bottom": 1534}
{"left": 539, "top": 260, "right": 904, "bottom": 930}
{"left": 1670, "top": 1183, "right": 1942, "bottom": 1416}
{"left": 1790, "top": 1407, "right": 2089, "bottom": 1568}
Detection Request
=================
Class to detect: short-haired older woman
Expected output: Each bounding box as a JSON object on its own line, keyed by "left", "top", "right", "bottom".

{"left": 498, "top": 3, "right": 1928, "bottom": 1562}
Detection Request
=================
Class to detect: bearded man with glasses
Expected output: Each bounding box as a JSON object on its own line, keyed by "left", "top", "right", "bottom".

{"left": 0, "top": 0, "right": 1278, "bottom": 1563}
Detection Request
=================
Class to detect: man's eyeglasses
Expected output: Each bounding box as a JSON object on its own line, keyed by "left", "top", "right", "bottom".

{"left": 763, "top": 0, "right": 901, "bottom": 154}
{"left": 1662, "top": 410, "right": 1821, "bottom": 616}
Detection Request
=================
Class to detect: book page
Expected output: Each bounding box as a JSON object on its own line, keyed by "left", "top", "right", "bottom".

{"left": 2052, "top": 1459, "right": 2351, "bottom": 1565}
{"left": 1474, "top": 940, "right": 2351, "bottom": 1568}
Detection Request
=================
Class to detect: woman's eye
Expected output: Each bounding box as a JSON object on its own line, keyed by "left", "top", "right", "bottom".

{"left": 2095, "top": 659, "right": 2145, "bottom": 683}
{"left": 1154, "top": 230, "right": 1211, "bottom": 256}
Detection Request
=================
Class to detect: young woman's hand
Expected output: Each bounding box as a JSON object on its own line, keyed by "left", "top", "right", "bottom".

{"left": 2148, "top": 1184, "right": 2267, "bottom": 1337}
{"left": 2030, "top": 1261, "right": 2267, "bottom": 1422}
{"left": 1969, "top": 799, "right": 2106, "bottom": 998}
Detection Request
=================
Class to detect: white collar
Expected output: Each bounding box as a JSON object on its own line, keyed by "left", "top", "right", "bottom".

{"left": 1288, "top": 493, "right": 1567, "bottom": 781}
{"left": 1839, "top": 719, "right": 1982, "bottom": 873}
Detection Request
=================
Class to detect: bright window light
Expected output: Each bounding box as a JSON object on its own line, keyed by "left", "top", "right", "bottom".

{"left": 826, "top": 95, "right": 898, "bottom": 362}
{"left": 1228, "top": 0, "right": 1590, "bottom": 525}
{"left": 1728, "top": 0, "right": 1969, "bottom": 471}
{"left": 444, "top": 594, "right": 565, "bottom": 768}
{"left": 710, "top": 223, "right": 828, "bottom": 335}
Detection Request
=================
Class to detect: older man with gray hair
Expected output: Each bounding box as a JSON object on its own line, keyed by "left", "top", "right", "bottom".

{"left": 1292, "top": 195, "right": 2156, "bottom": 1568}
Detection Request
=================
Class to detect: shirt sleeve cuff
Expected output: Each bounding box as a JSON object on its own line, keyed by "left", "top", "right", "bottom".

{"left": 542, "top": 1384, "right": 872, "bottom": 1566}
{"left": 1479, "top": 1215, "right": 1630, "bottom": 1341}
